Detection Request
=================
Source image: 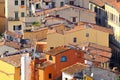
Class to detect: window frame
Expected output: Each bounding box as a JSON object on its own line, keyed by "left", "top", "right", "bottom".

{"left": 21, "top": 12, "right": 25, "bottom": 17}
{"left": 21, "top": 0, "right": 25, "bottom": 5}
{"left": 15, "top": 0, "right": 18, "bottom": 5}
{"left": 73, "top": 37, "right": 77, "bottom": 43}
{"left": 49, "top": 55, "right": 53, "bottom": 61}
{"left": 48, "top": 73, "right": 52, "bottom": 79}
{"left": 60, "top": 56, "right": 67, "bottom": 62}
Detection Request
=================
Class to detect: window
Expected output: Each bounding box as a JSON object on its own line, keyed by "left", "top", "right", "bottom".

{"left": 56, "top": 15, "right": 59, "bottom": 18}
{"left": 36, "top": 4, "right": 40, "bottom": 9}
{"left": 60, "top": 2, "right": 64, "bottom": 7}
{"left": 13, "top": 25, "right": 22, "bottom": 31}
{"left": 15, "top": 0, "right": 18, "bottom": 5}
{"left": 46, "top": 2, "right": 49, "bottom": 5}
{"left": 21, "top": 12, "right": 25, "bottom": 17}
{"left": 50, "top": 47, "right": 54, "bottom": 50}
{"left": 86, "top": 33, "right": 89, "bottom": 37}
{"left": 15, "top": 11, "right": 18, "bottom": 19}
{"left": 48, "top": 73, "right": 52, "bottom": 79}
{"left": 90, "top": 4, "right": 93, "bottom": 10}
{"left": 72, "top": 17, "right": 76, "bottom": 22}
{"left": 52, "top": 2, "right": 55, "bottom": 8}
{"left": 49, "top": 55, "right": 53, "bottom": 60}
{"left": 60, "top": 56, "right": 67, "bottom": 62}
{"left": 73, "top": 37, "right": 77, "bottom": 43}
{"left": 94, "top": 7, "right": 98, "bottom": 13}
{"left": 65, "top": 78, "right": 68, "bottom": 80}
{"left": 21, "top": 0, "right": 25, "bottom": 5}
{"left": 69, "top": 1, "right": 74, "bottom": 5}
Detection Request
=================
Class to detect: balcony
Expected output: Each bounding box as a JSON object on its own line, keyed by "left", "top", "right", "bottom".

{"left": 8, "top": 17, "right": 20, "bottom": 21}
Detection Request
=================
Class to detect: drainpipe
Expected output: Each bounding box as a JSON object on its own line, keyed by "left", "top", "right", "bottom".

{"left": 82, "top": 0, "right": 84, "bottom": 8}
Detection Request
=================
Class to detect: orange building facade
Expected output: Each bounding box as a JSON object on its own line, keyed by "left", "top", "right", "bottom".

{"left": 46, "top": 46, "right": 85, "bottom": 79}
{"left": 31, "top": 46, "right": 84, "bottom": 80}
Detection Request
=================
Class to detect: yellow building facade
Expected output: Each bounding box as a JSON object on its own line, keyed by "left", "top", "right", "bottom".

{"left": 47, "top": 23, "right": 112, "bottom": 50}
{"left": 0, "top": 55, "right": 21, "bottom": 80}
{"left": 105, "top": 3, "right": 120, "bottom": 42}
{"left": 0, "top": 60, "right": 20, "bottom": 80}
{"left": 84, "top": 75, "right": 93, "bottom": 80}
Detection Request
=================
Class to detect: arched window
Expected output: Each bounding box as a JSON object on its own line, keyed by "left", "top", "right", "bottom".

{"left": 49, "top": 55, "right": 53, "bottom": 60}
{"left": 60, "top": 56, "right": 67, "bottom": 62}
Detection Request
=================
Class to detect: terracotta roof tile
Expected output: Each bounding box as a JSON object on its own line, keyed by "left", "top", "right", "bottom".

{"left": 37, "top": 61, "right": 54, "bottom": 69}
{"left": 5, "top": 31, "right": 22, "bottom": 38}
{"left": 61, "top": 63, "right": 89, "bottom": 75}
{"left": 5, "top": 41, "right": 21, "bottom": 49}
{"left": 46, "top": 46, "right": 70, "bottom": 56}
{"left": 35, "top": 5, "right": 95, "bottom": 16}
{"left": 104, "top": 0, "right": 120, "bottom": 13}
{"left": 47, "top": 22, "right": 113, "bottom": 34}
{"left": 84, "top": 54, "right": 109, "bottom": 63}
{"left": 69, "top": 42, "right": 112, "bottom": 63}
{"left": 90, "top": 0, "right": 105, "bottom": 7}
{"left": 0, "top": 54, "right": 22, "bottom": 67}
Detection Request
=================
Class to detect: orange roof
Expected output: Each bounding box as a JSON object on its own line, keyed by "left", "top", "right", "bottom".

{"left": 105, "top": 0, "right": 120, "bottom": 13}
{"left": 5, "top": 31, "right": 22, "bottom": 38}
{"left": 35, "top": 5, "right": 95, "bottom": 16}
{"left": 0, "top": 54, "right": 22, "bottom": 67}
{"left": 61, "top": 63, "right": 89, "bottom": 75}
{"left": 46, "top": 46, "right": 70, "bottom": 56}
{"left": 77, "top": 42, "right": 111, "bottom": 53}
{"left": 30, "top": 0, "right": 40, "bottom": 3}
{"left": 69, "top": 42, "right": 112, "bottom": 63}
{"left": 5, "top": 41, "right": 21, "bottom": 49}
{"left": 36, "top": 61, "right": 54, "bottom": 69}
{"left": 90, "top": 0, "right": 105, "bottom": 7}
{"left": 85, "top": 54, "right": 110, "bottom": 63}
{"left": 47, "top": 22, "right": 113, "bottom": 35}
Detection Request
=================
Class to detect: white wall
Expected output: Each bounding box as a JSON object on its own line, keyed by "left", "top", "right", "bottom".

{"left": 62, "top": 72, "right": 73, "bottom": 80}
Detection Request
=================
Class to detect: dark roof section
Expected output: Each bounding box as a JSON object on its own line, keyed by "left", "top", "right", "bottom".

{"left": 46, "top": 46, "right": 70, "bottom": 56}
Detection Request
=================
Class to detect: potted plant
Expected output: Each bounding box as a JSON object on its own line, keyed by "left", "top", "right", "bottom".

{"left": 32, "top": 21, "right": 41, "bottom": 30}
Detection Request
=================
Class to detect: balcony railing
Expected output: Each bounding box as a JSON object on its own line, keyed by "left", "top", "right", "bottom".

{"left": 8, "top": 17, "right": 20, "bottom": 21}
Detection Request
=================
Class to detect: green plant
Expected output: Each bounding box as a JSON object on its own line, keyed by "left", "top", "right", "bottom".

{"left": 0, "top": 33, "right": 4, "bottom": 39}
{"left": 117, "top": 75, "right": 120, "bottom": 80}
{"left": 32, "top": 22, "right": 41, "bottom": 27}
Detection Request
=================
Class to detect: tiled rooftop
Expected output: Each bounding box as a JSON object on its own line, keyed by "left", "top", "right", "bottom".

{"left": 5, "top": 31, "right": 22, "bottom": 38}
{"left": 46, "top": 46, "right": 70, "bottom": 56}
{"left": 84, "top": 54, "right": 110, "bottom": 63}
{"left": 37, "top": 61, "right": 54, "bottom": 69}
{"left": 5, "top": 41, "right": 21, "bottom": 49}
{"left": 69, "top": 42, "right": 112, "bottom": 63}
{"left": 0, "top": 54, "right": 22, "bottom": 67}
{"left": 35, "top": 4, "right": 95, "bottom": 16}
{"left": 61, "top": 63, "right": 89, "bottom": 75}
{"left": 0, "top": 45, "right": 17, "bottom": 56}
{"left": 47, "top": 22, "right": 113, "bottom": 35}
{"left": 104, "top": 0, "right": 120, "bottom": 13}
{"left": 90, "top": 0, "right": 105, "bottom": 7}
